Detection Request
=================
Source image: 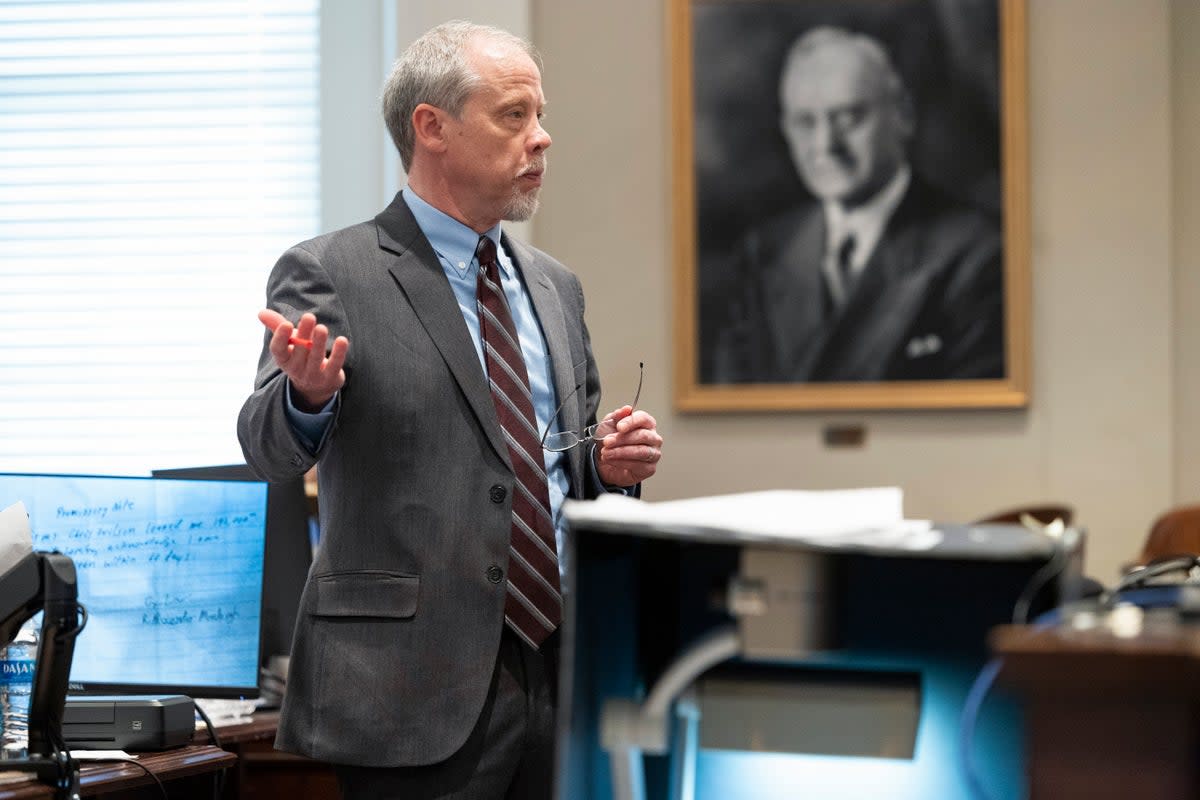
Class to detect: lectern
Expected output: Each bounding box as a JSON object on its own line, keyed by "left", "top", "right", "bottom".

{"left": 556, "top": 494, "right": 1080, "bottom": 800}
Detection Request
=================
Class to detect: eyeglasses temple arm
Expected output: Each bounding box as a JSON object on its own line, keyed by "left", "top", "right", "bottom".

{"left": 540, "top": 381, "right": 584, "bottom": 448}
{"left": 631, "top": 362, "right": 644, "bottom": 410}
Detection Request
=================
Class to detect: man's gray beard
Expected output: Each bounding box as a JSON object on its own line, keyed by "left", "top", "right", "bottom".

{"left": 502, "top": 187, "right": 541, "bottom": 222}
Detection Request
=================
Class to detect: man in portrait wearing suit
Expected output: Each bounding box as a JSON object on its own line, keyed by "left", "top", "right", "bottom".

{"left": 707, "top": 26, "right": 1004, "bottom": 383}
{"left": 238, "top": 21, "right": 663, "bottom": 799}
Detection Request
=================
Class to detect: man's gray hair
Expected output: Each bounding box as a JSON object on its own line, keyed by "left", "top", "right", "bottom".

{"left": 381, "top": 20, "right": 541, "bottom": 172}
{"left": 782, "top": 26, "right": 908, "bottom": 102}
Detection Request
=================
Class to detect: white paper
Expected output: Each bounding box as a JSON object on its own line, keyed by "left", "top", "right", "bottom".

{"left": 0, "top": 771, "right": 34, "bottom": 785}
{"left": 194, "top": 696, "right": 257, "bottom": 726}
{"left": 0, "top": 501, "right": 33, "bottom": 576}
{"left": 71, "top": 750, "right": 137, "bottom": 760}
{"left": 564, "top": 489, "right": 942, "bottom": 552}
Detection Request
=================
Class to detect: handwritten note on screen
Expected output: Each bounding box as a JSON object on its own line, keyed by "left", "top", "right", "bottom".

{"left": 0, "top": 474, "right": 268, "bottom": 693}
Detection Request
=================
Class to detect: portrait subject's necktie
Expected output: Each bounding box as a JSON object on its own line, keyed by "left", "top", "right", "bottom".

{"left": 475, "top": 235, "right": 562, "bottom": 650}
{"left": 835, "top": 233, "right": 857, "bottom": 299}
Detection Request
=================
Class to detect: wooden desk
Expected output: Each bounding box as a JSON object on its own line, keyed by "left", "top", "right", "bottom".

{"left": 206, "top": 711, "right": 338, "bottom": 800}
{"left": 991, "top": 623, "right": 1200, "bottom": 799}
{"left": 0, "top": 711, "right": 338, "bottom": 800}
{"left": 0, "top": 745, "right": 234, "bottom": 799}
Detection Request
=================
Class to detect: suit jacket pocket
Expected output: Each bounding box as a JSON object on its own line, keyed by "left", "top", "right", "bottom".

{"left": 311, "top": 570, "right": 419, "bottom": 618}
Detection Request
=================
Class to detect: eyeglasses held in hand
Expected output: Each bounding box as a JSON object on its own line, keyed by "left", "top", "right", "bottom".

{"left": 540, "top": 362, "right": 643, "bottom": 452}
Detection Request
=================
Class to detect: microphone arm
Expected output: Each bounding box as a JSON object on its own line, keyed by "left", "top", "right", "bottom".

{"left": 0, "top": 551, "right": 84, "bottom": 799}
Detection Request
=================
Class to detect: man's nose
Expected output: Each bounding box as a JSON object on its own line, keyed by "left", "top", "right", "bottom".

{"left": 809, "top": 116, "right": 839, "bottom": 153}
{"left": 531, "top": 120, "right": 551, "bottom": 152}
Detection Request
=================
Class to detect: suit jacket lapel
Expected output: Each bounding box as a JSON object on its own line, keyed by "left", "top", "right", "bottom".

{"left": 375, "top": 197, "right": 510, "bottom": 468}
{"left": 503, "top": 236, "right": 576, "bottom": 428}
{"left": 774, "top": 210, "right": 832, "bottom": 380}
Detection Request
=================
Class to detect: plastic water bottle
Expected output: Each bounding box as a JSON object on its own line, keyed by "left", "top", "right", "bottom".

{"left": 0, "top": 615, "right": 39, "bottom": 758}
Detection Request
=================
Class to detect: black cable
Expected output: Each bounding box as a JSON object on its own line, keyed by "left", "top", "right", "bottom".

{"left": 69, "top": 603, "right": 87, "bottom": 637}
{"left": 44, "top": 725, "right": 78, "bottom": 800}
{"left": 1012, "top": 543, "right": 1069, "bottom": 624}
{"left": 193, "top": 702, "right": 223, "bottom": 749}
{"left": 48, "top": 719, "right": 164, "bottom": 800}
{"left": 49, "top": 603, "right": 88, "bottom": 645}
{"left": 1110, "top": 556, "right": 1200, "bottom": 598}
{"left": 193, "top": 701, "right": 227, "bottom": 800}
{"left": 91, "top": 756, "right": 169, "bottom": 800}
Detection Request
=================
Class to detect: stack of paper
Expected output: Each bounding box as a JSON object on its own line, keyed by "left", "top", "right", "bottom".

{"left": 564, "top": 488, "right": 940, "bottom": 552}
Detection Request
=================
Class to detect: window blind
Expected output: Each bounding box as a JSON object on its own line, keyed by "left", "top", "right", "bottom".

{"left": 0, "top": 0, "right": 320, "bottom": 476}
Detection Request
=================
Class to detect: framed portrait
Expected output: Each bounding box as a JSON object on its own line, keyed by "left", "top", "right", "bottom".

{"left": 671, "top": 0, "right": 1029, "bottom": 411}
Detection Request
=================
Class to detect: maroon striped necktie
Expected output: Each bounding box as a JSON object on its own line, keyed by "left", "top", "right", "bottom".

{"left": 475, "top": 235, "right": 562, "bottom": 650}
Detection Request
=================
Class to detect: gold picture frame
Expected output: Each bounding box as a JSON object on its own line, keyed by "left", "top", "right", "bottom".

{"left": 672, "top": 0, "right": 1029, "bottom": 411}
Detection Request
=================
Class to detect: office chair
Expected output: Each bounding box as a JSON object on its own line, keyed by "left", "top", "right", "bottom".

{"left": 973, "top": 504, "right": 1074, "bottom": 528}
{"left": 1134, "top": 504, "right": 1200, "bottom": 566}
{"left": 1114, "top": 505, "right": 1200, "bottom": 607}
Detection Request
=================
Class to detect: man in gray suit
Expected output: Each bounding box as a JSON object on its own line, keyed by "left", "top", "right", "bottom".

{"left": 238, "top": 21, "right": 662, "bottom": 799}
{"left": 707, "top": 26, "right": 1004, "bottom": 384}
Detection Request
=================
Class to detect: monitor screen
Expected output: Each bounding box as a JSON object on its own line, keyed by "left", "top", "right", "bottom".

{"left": 151, "top": 464, "right": 313, "bottom": 669}
{"left": 0, "top": 472, "right": 268, "bottom": 698}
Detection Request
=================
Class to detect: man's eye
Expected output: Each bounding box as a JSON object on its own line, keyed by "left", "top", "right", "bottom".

{"left": 788, "top": 113, "right": 816, "bottom": 130}
{"left": 831, "top": 107, "right": 867, "bottom": 129}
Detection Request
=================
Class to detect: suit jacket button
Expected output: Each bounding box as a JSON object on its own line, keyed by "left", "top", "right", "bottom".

{"left": 487, "top": 565, "right": 504, "bottom": 584}
{"left": 489, "top": 485, "right": 507, "bottom": 503}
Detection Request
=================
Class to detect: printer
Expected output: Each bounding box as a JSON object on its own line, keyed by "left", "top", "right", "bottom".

{"left": 62, "top": 695, "right": 195, "bottom": 750}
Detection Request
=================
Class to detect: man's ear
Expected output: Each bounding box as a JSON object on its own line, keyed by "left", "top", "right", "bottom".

{"left": 412, "top": 103, "right": 448, "bottom": 154}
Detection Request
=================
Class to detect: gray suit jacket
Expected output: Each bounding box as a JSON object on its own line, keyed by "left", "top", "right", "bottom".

{"left": 238, "top": 194, "right": 602, "bottom": 767}
{"left": 706, "top": 179, "right": 1004, "bottom": 383}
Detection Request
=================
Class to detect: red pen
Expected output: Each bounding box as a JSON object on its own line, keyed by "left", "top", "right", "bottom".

{"left": 288, "top": 336, "right": 313, "bottom": 350}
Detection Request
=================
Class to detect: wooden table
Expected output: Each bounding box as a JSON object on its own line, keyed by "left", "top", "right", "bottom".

{"left": 0, "top": 711, "right": 338, "bottom": 800}
{"left": 991, "top": 622, "right": 1200, "bottom": 799}
{"left": 0, "top": 745, "right": 234, "bottom": 799}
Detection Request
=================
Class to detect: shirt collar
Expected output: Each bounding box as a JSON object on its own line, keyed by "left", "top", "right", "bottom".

{"left": 402, "top": 188, "right": 509, "bottom": 277}
{"left": 823, "top": 164, "right": 911, "bottom": 256}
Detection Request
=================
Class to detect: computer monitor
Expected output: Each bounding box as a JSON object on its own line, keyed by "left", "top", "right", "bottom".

{"left": 151, "top": 464, "right": 313, "bottom": 669}
{"left": 0, "top": 472, "right": 268, "bottom": 699}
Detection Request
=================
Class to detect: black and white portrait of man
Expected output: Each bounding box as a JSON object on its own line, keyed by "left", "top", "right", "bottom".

{"left": 696, "top": 0, "right": 1007, "bottom": 386}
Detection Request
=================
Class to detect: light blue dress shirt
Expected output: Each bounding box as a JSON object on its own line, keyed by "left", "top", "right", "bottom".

{"left": 285, "top": 188, "right": 574, "bottom": 550}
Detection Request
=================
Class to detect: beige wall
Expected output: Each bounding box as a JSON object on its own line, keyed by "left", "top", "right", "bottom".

{"left": 1174, "top": 0, "right": 1200, "bottom": 507}
{"left": 532, "top": 0, "right": 1178, "bottom": 582}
